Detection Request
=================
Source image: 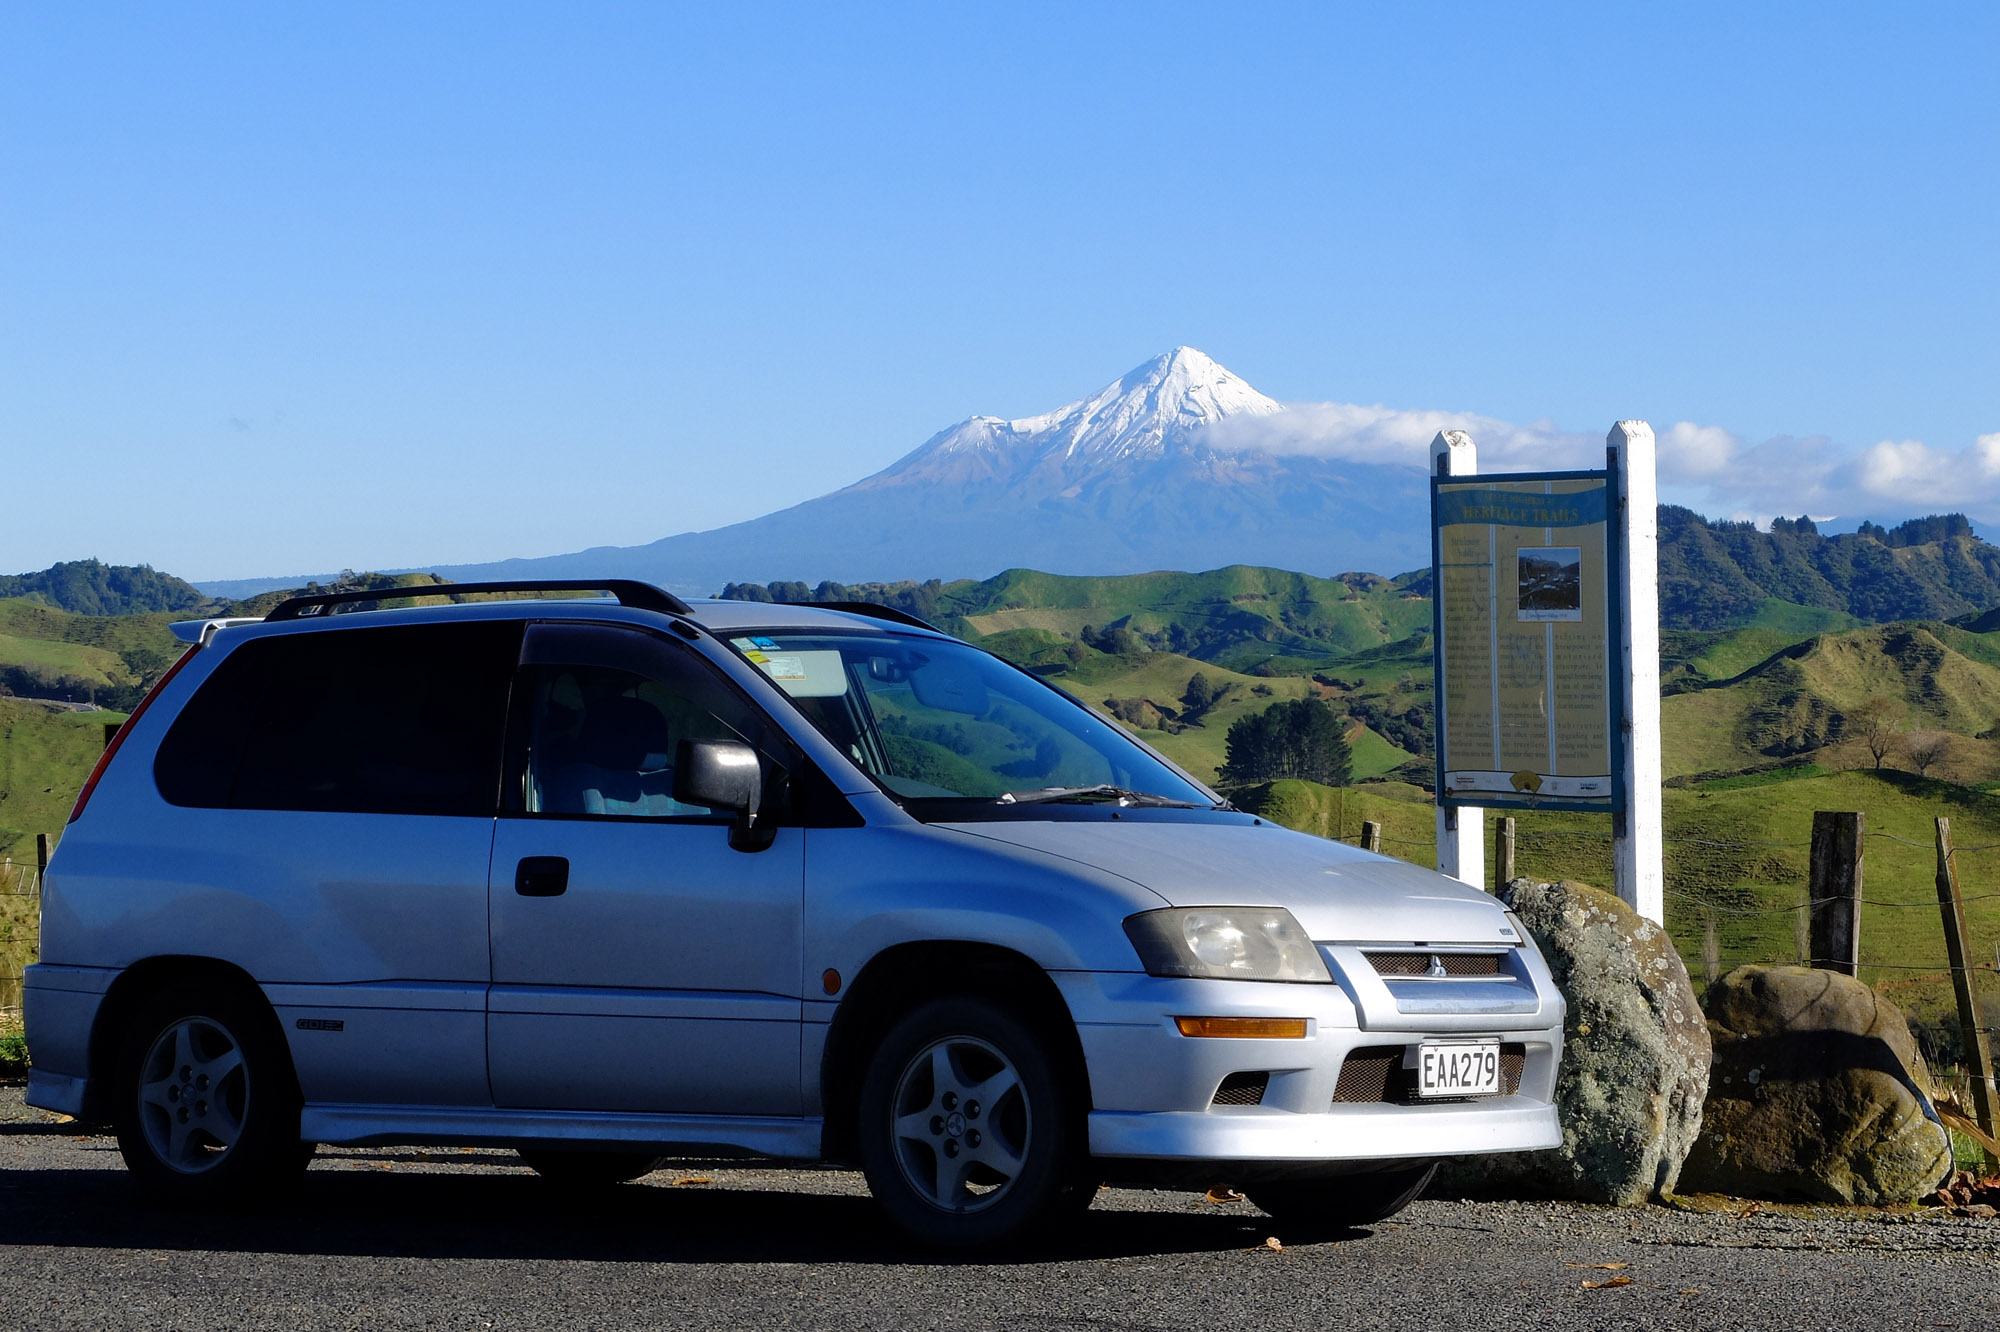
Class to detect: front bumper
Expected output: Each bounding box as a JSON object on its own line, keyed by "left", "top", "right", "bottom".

{"left": 1089, "top": 1097, "right": 1560, "bottom": 1162}
{"left": 1055, "top": 964, "right": 1564, "bottom": 1164}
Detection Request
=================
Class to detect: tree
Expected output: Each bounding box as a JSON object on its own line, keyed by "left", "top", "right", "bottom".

{"left": 1219, "top": 697, "right": 1352, "bottom": 787}
{"left": 1849, "top": 698, "right": 1905, "bottom": 771}
{"left": 1181, "top": 672, "right": 1222, "bottom": 722}
{"left": 1905, "top": 730, "right": 1954, "bottom": 779}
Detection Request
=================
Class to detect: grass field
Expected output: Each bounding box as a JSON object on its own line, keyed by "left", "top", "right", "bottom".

{"left": 947, "top": 565, "right": 1436, "bottom": 668}
{"left": 0, "top": 699, "right": 118, "bottom": 1010}
{"left": 0, "top": 598, "right": 184, "bottom": 658}
{"left": 1047, "top": 650, "right": 1311, "bottom": 782}
{"left": 0, "top": 630, "right": 131, "bottom": 688}
{"left": 0, "top": 699, "right": 123, "bottom": 862}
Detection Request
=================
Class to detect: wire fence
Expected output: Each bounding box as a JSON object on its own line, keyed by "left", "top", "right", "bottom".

{"left": 0, "top": 858, "right": 40, "bottom": 1017}
{"left": 1317, "top": 800, "right": 2000, "bottom": 1091}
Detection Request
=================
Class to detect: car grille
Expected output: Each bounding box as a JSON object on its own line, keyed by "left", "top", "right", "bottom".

{"left": 1210, "top": 1072, "right": 1269, "bottom": 1106}
{"left": 1364, "top": 951, "right": 1509, "bottom": 977}
{"left": 1332, "top": 1043, "right": 1527, "bottom": 1104}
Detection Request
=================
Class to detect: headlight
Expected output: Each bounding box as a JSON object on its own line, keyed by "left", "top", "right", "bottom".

{"left": 1123, "top": 907, "right": 1331, "bottom": 982}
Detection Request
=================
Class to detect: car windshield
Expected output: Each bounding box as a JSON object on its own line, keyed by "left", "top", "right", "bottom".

{"left": 725, "top": 630, "right": 1216, "bottom": 811}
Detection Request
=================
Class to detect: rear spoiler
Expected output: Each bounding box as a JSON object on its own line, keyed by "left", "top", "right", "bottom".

{"left": 168, "top": 617, "right": 264, "bottom": 647}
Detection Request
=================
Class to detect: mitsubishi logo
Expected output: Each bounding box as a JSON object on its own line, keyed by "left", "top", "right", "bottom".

{"left": 1425, "top": 955, "right": 1449, "bottom": 978}
{"left": 945, "top": 1112, "right": 967, "bottom": 1137}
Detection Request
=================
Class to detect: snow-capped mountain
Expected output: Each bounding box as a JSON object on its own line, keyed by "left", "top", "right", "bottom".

{"left": 421, "top": 348, "right": 1433, "bottom": 593}
{"left": 869, "top": 346, "right": 1283, "bottom": 486}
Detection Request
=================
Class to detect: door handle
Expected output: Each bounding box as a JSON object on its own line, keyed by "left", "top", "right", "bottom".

{"left": 515, "top": 856, "right": 570, "bottom": 897}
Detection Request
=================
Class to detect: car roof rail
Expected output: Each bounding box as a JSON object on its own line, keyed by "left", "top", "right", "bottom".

{"left": 263, "top": 579, "right": 693, "bottom": 622}
{"left": 811, "top": 601, "right": 943, "bottom": 632}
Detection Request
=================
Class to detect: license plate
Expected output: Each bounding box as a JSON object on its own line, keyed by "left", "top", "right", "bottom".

{"left": 1417, "top": 1041, "right": 1501, "bottom": 1098}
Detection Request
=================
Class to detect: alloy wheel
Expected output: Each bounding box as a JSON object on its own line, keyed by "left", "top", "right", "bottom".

{"left": 888, "top": 1035, "right": 1032, "bottom": 1214}
{"left": 136, "top": 1016, "right": 249, "bottom": 1174}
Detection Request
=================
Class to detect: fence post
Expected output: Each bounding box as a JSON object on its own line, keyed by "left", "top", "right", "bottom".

{"left": 1808, "top": 811, "right": 1863, "bottom": 975}
{"left": 1494, "top": 816, "right": 1516, "bottom": 886}
{"left": 1934, "top": 817, "right": 1998, "bottom": 1148}
{"left": 1361, "top": 821, "right": 1382, "bottom": 855}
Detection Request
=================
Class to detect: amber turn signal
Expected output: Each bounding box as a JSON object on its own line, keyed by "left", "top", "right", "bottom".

{"left": 1173, "top": 1016, "right": 1308, "bottom": 1039}
{"left": 821, "top": 969, "right": 842, "bottom": 995}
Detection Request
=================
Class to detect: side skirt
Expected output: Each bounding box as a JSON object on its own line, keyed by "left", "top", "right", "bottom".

{"left": 300, "top": 1104, "right": 825, "bottom": 1159}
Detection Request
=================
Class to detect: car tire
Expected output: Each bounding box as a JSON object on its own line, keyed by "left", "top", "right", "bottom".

{"left": 1246, "top": 1162, "right": 1437, "bottom": 1233}
{"left": 111, "top": 980, "right": 312, "bottom": 1202}
{"left": 856, "top": 996, "right": 1088, "bottom": 1252}
{"left": 516, "top": 1148, "right": 663, "bottom": 1186}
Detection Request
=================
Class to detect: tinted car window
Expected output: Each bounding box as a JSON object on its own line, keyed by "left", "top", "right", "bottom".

{"left": 155, "top": 621, "right": 520, "bottom": 816}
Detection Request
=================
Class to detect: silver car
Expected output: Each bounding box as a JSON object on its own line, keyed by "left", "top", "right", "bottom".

{"left": 24, "top": 581, "right": 1561, "bottom": 1249}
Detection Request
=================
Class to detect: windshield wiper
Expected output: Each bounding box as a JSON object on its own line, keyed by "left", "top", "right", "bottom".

{"left": 998, "top": 784, "right": 1204, "bottom": 808}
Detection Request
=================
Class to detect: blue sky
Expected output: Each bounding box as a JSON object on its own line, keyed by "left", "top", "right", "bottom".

{"left": 3, "top": 2, "right": 1995, "bottom": 579}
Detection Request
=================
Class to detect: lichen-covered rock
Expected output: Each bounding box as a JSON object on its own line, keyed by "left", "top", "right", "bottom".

{"left": 1437, "top": 878, "right": 1710, "bottom": 1204}
{"left": 1678, "top": 964, "right": 1952, "bottom": 1205}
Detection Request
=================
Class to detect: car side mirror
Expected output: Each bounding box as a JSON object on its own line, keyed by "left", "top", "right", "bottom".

{"left": 674, "top": 739, "right": 773, "bottom": 852}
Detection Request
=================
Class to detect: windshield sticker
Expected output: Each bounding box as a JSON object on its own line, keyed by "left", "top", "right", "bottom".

{"left": 730, "top": 641, "right": 850, "bottom": 697}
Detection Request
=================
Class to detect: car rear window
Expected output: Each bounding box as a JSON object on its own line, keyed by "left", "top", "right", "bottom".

{"left": 154, "top": 621, "right": 521, "bottom": 816}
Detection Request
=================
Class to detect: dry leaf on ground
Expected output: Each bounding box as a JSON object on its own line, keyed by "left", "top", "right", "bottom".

{"left": 1204, "top": 1187, "right": 1245, "bottom": 1204}
{"left": 672, "top": 1176, "right": 712, "bottom": 1187}
{"left": 1563, "top": 1262, "right": 1629, "bottom": 1270}
{"left": 1580, "top": 1277, "right": 1633, "bottom": 1290}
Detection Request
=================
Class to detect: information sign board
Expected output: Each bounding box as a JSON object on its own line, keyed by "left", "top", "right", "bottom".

{"left": 1430, "top": 470, "right": 1624, "bottom": 812}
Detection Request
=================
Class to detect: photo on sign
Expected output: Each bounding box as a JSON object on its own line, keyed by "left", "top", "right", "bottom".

{"left": 1517, "top": 547, "right": 1582, "bottom": 622}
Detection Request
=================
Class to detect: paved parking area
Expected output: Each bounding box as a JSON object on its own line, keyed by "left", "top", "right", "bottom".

{"left": 4, "top": 1083, "right": 1995, "bottom": 1331}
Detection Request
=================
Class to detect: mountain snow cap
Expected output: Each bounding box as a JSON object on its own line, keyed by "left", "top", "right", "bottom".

{"left": 909, "top": 347, "right": 1282, "bottom": 471}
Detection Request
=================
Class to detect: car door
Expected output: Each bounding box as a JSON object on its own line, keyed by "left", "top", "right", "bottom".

{"left": 486, "top": 622, "right": 807, "bottom": 1115}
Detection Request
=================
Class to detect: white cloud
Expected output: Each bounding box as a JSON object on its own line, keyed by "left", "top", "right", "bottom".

{"left": 1203, "top": 401, "right": 1599, "bottom": 472}
{"left": 1205, "top": 399, "right": 2000, "bottom": 531}
{"left": 1657, "top": 421, "right": 1739, "bottom": 481}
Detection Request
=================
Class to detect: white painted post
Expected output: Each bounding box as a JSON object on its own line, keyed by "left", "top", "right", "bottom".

{"left": 1431, "top": 430, "right": 1485, "bottom": 890}
{"left": 1610, "top": 421, "right": 1663, "bottom": 923}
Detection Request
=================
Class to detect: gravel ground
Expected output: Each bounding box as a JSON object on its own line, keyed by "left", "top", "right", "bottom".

{"left": 3, "top": 1081, "right": 1995, "bottom": 1331}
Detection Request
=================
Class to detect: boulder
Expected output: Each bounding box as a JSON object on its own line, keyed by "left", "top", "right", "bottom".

{"left": 1678, "top": 964, "right": 1952, "bottom": 1205}
{"left": 1438, "top": 879, "right": 1711, "bottom": 1205}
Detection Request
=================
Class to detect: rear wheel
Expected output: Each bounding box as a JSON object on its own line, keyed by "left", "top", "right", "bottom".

{"left": 516, "top": 1148, "right": 662, "bottom": 1186}
{"left": 112, "top": 980, "right": 312, "bottom": 1202}
{"left": 857, "top": 996, "right": 1088, "bottom": 1251}
{"left": 1247, "top": 1162, "right": 1437, "bottom": 1233}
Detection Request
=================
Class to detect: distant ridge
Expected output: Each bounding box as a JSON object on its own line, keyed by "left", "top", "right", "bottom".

{"left": 0, "top": 559, "right": 211, "bottom": 615}
{"left": 1659, "top": 508, "right": 2000, "bottom": 630}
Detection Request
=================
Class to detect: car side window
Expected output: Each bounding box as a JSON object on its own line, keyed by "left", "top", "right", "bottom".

{"left": 513, "top": 624, "right": 788, "bottom": 822}
{"left": 154, "top": 621, "right": 521, "bottom": 816}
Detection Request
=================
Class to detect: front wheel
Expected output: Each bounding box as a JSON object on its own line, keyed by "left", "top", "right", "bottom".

{"left": 856, "top": 997, "right": 1087, "bottom": 1251}
{"left": 1247, "top": 1162, "right": 1437, "bottom": 1234}
{"left": 111, "top": 981, "right": 312, "bottom": 1202}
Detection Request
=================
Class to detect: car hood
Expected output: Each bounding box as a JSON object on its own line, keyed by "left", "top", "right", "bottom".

{"left": 943, "top": 818, "right": 1518, "bottom": 945}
